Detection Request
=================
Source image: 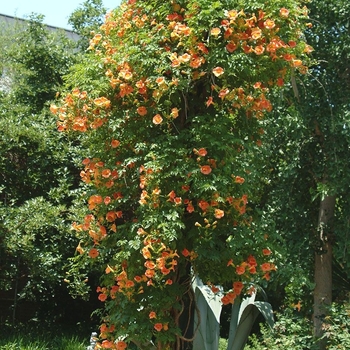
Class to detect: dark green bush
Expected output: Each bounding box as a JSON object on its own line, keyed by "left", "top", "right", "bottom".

{"left": 245, "top": 302, "right": 350, "bottom": 350}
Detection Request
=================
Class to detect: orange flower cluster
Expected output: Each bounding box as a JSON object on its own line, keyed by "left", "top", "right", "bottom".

{"left": 226, "top": 194, "right": 248, "bottom": 215}
{"left": 148, "top": 311, "right": 169, "bottom": 332}
{"left": 99, "top": 340, "right": 127, "bottom": 350}
{"left": 73, "top": 213, "right": 108, "bottom": 246}
{"left": 213, "top": 85, "right": 274, "bottom": 119}
{"left": 94, "top": 242, "right": 180, "bottom": 315}
{"left": 218, "top": 7, "right": 309, "bottom": 68}
{"left": 220, "top": 250, "right": 275, "bottom": 305}
{"left": 142, "top": 240, "right": 179, "bottom": 285}
{"left": 181, "top": 248, "right": 198, "bottom": 260}
{"left": 80, "top": 158, "right": 119, "bottom": 190}
{"left": 154, "top": 322, "right": 169, "bottom": 332}
{"left": 51, "top": 2, "right": 310, "bottom": 138}
{"left": 151, "top": 182, "right": 248, "bottom": 223}
{"left": 51, "top": 88, "right": 110, "bottom": 133}
{"left": 98, "top": 323, "right": 128, "bottom": 349}
{"left": 97, "top": 268, "right": 146, "bottom": 303}
{"left": 220, "top": 280, "right": 246, "bottom": 305}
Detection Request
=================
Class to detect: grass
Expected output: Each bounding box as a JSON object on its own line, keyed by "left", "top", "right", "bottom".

{"left": 0, "top": 325, "right": 90, "bottom": 350}
{"left": 0, "top": 328, "right": 231, "bottom": 350}
{"left": 219, "top": 338, "right": 228, "bottom": 350}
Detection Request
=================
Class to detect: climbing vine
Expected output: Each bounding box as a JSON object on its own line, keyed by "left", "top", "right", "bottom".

{"left": 51, "top": 0, "right": 311, "bottom": 348}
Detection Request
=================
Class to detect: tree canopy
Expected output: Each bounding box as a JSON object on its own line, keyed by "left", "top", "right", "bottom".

{"left": 0, "top": 15, "right": 88, "bottom": 325}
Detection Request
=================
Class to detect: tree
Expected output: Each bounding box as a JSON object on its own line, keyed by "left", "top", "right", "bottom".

{"left": 251, "top": 1, "right": 350, "bottom": 348}
{"left": 304, "top": 4, "right": 350, "bottom": 345}
{"left": 0, "top": 15, "right": 86, "bottom": 324}
{"left": 68, "top": 0, "right": 108, "bottom": 50}
{"left": 52, "top": 1, "right": 310, "bottom": 348}
{"left": 5, "top": 14, "right": 76, "bottom": 113}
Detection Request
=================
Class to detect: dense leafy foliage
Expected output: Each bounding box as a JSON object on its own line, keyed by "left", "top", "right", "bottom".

{"left": 245, "top": 302, "right": 350, "bottom": 350}
{"left": 256, "top": 0, "right": 350, "bottom": 312}
{"left": 68, "top": 0, "right": 108, "bottom": 50}
{"left": 0, "top": 16, "right": 86, "bottom": 324}
{"left": 52, "top": 0, "right": 311, "bottom": 348}
{"left": 5, "top": 15, "right": 76, "bottom": 113}
{"left": 303, "top": 0, "right": 350, "bottom": 277}
{"left": 246, "top": 0, "right": 350, "bottom": 347}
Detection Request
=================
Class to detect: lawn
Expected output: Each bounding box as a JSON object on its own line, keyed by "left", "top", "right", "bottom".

{"left": 0, "top": 325, "right": 90, "bottom": 350}
{"left": 0, "top": 327, "right": 230, "bottom": 350}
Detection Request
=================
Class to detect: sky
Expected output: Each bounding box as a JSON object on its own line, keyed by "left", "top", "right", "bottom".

{"left": 1, "top": 0, "right": 122, "bottom": 30}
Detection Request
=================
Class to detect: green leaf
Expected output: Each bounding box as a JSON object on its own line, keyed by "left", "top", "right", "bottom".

{"left": 227, "top": 292, "right": 274, "bottom": 350}
{"left": 192, "top": 276, "right": 222, "bottom": 350}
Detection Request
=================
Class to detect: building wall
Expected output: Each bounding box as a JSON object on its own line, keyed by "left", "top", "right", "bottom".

{"left": 0, "top": 13, "right": 80, "bottom": 42}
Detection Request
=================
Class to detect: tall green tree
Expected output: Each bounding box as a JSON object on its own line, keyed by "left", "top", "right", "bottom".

{"left": 302, "top": 1, "right": 350, "bottom": 346}
{"left": 0, "top": 15, "right": 86, "bottom": 324}
{"left": 68, "top": 0, "right": 108, "bottom": 50}
{"left": 5, "top": 14, "right": 76, "bottom": 113}
{"left": 255, "top": 0, "right": 350, "bottom": 348}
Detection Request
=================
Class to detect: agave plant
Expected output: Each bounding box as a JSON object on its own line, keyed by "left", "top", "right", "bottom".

{"left": 192, "top": 276, "right": 274, "bottom": 350}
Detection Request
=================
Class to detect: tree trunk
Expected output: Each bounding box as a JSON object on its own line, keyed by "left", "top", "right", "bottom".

{"left": 313, "top": 194, "right": 335, "bottom": 349}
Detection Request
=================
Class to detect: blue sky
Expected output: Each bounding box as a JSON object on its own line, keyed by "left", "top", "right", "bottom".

{"left": 1, "top": 0, "right": 122, "bottom": 30}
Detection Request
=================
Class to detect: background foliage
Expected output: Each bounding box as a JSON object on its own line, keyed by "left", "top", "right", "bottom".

{"left": 0, "top": 15, "right": 98, "bottom": 326}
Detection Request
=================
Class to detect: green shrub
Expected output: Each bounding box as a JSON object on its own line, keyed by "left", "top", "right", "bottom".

{"left": 244, "top": 309, "right": 315, "bottom": 350}
{"left": 245, "top": 302, "right": 350, "bottom": 350}
{"left": 322, "top": 302, "right": 350, "bottom": 350}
